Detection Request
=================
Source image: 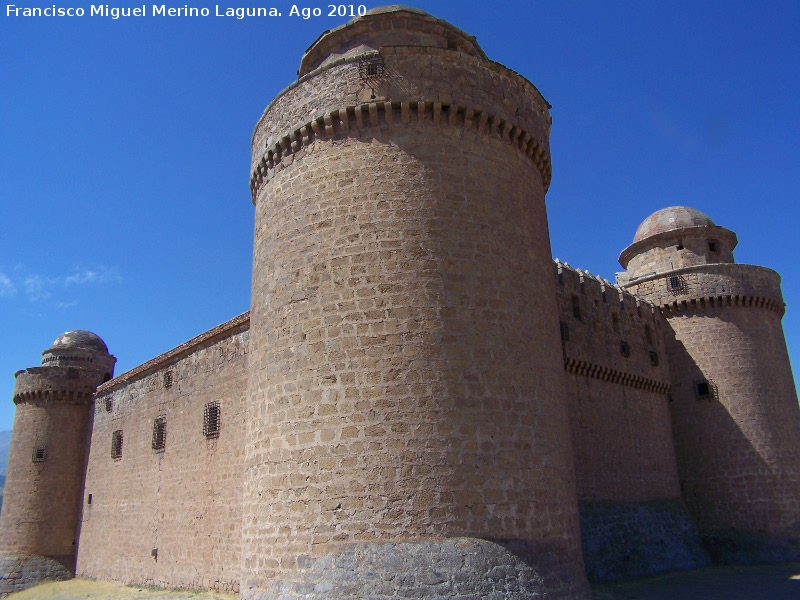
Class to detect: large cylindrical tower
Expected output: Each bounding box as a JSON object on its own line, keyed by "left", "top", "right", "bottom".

{"left": 244, "top": 7, "right": 589, "bottom": 598}
{"left": 0, "top": 331, "right": 115, "bottom": 594}
{"left": 618, "top": 206, "right": 800, "bottom": 560}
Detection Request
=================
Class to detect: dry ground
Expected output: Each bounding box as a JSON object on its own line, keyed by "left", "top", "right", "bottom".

{"left": 6, "top": 564, "right": 800, "bottom": 599}
{"left": 5, "top": 579, "right": 235, "bottom": 600}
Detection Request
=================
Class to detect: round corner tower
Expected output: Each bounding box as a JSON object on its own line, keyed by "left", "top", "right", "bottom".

{"left": 0, "top": 331, "right": 115, "bottom": 594}
{"left": 245, "top": 6, "right": 589, "bottom": 599}
{"left": 618, "top": 206, "right": 800, "bottom": 559}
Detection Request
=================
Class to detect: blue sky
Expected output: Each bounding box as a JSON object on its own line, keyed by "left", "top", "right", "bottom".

{"left": 1, "top": 1, "right": 798, "bottom": 432}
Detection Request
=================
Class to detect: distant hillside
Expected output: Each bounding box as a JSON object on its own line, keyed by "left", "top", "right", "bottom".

{"left": 0, "top": 430, "right": 10, "bottom": 510}
{"left": 0, "top": 430, "right": 10, "bottom": 474}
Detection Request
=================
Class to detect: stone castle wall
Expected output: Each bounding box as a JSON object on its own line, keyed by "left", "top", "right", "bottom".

{"left": 554, "top": 260, "right": 677, "bottom": 503}
{"left": 75, "top": 314, "right": 249, "bottom": 593}
{"left": 553, "top": 261, "right": 708, "bottom": 580}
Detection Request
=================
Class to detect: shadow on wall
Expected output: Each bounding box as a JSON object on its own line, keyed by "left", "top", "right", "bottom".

{"left": 665, "top": 321, "right": 800, "bottom": 564}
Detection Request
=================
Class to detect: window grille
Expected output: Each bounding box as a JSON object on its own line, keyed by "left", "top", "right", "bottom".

{"left": 620, "top": 341, "right": 631, "bottom": 357}
{"left": 667, "top": 275, "right": 689, "bottom": 295}
{"left": 111, "top": 430, "right": 123, "bottom": 459}
{"left": 203, "top": 402, "right": 221, "bottom": 438}
{"left": 32, "top": 446, "right": 46, "bottom": 463}
{"left": 152, "top": 416, "right": 167, "bottom": 451}
{"left": 104, "top": 398, "right": 113, "bottom": 412}
{"left": 358, "top": 56, "right": 384, "bottom": 81}
{"left": 163, "top": 370, "right": 173, "bottom": 389}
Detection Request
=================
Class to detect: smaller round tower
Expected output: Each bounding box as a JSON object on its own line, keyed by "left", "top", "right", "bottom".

{"left": 0, "top": 331, "right": 115, "bottom": 594}
{"left": 618, "top": 207, "right": 800, "bottom": 560}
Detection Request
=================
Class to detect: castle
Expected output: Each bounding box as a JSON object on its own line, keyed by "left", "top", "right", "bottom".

{"left": 1, "top": 6, "right": 799, "bottom": 599}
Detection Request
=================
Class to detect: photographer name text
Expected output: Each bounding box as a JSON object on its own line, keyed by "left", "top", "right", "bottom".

{"left": 6, "top": 3, "right": 367, "bottom": 19}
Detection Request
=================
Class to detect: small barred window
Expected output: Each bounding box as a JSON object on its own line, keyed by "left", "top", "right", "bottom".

{"left": 358, "top": 56, "right": 385, "bottom": 80}
{"left": 620, "top": 341, "right": 631, "bottom": 357}
{"left": 32, "top": 446, "right": 46, "bottom": 463}
{"left": 104, "top": 398, "right": 113, "bottom": 412}
{"left": 668, "top": 275, "right": 689, "bottom": 295}
{"left": 163, "top": 370, "right": 173, "bottom": 389}
{"left": 111, "top": 430, "right": 123, "bottom": 459}
{"left": 203, "top": 402, "right": 221, "bottom": 438}
{"left": 152, "top": 416, "right": 167, "bottom": 451}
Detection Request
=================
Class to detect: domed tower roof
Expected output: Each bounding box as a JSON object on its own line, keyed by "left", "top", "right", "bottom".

{"left": 298, "top": 5, "right": 487, "bottom": 76}
{"left": 47, "top": 330, "right": 109, "bottom": 354}
{"left": 633, "top": 206, "right": 716, "bottom": 244}
{"left": 618, "top": 205, "right": 737, "bottom": 276}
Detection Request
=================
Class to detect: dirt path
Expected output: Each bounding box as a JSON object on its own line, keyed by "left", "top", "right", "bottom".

{"left": 6, "top": 564, "right": 800, "bottom": 599}
{"left": 5, "top": 579, "right": 235, "bottom": 600}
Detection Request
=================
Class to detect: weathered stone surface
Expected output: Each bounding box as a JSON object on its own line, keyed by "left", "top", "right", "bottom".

{"left": 579, "top": 500, "right": 709, "bottom": 582}
{"left": 0, "top": 554, "right": 71, "bottom": 597}
{"left": 244, "top": 538, "right": 586, "bottom": 600}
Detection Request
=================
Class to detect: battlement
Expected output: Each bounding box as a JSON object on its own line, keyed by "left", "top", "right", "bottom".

{"left": 250, "top": 98, "right": 551, "bottom": 202}
{"left": 620, "top": 263, "right": 785, "bottom": 315}
{"left": 13, "top": 366, "right": 103, "bottom": 404}
{"left": 555, "top": 259, "right": 656, "bottom": 316}
{"left": 554, "top": 259, "right": 670, "bottom": 394}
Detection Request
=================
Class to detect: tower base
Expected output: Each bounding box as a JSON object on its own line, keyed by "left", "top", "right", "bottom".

{"left": 579, "top": 499, "right": 709, "bottom": 582}
{"left": 243, "top": 538, "right": 590, "bottom": 599}
{"left": 0, "top": 553, "right": 72, "bottom": 597}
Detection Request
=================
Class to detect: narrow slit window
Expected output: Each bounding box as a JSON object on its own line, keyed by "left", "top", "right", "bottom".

{"left": 649, "top": 351, "right": 659, "bottom": 366}
{"left": 571, "top": 295, "right": 582, "bottom": 320}
{"left": 203, "top": 402, "right": 221, "bottom": 438}
{"left": 620, "top": 341, "right": 631, "bottom": 357}
{"left": 152, "top": 416, "right": 167, "bottom": 451}
{"left": 559, "top": 321, "right": 569, "bottom": 342}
